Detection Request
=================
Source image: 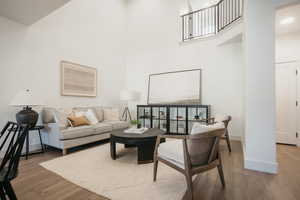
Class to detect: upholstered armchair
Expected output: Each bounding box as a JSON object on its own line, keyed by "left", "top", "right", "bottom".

{"left": 153, "top": 125, "right": 226, "bottom": 200}
{"left": 201, "top": 114, "right": 232, "bottom": 152}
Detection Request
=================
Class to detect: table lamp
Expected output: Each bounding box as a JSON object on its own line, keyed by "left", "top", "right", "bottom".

{"left": 120, "top": 90, "right": 136, "bottom": 121}
{"left": 10, "top": 89, "right": 44, "bottom": 128}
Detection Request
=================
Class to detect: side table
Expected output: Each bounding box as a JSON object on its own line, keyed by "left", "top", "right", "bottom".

{"left": 21, "top": 125, "right": 45, "bottom": 160}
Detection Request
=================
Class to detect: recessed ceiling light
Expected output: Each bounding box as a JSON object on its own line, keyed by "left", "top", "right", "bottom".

{"left": 280, "top": 17, "right": 295, "bottom": 25}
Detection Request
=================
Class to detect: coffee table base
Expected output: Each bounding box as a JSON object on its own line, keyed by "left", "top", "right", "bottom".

{"left": 137, "top": 141, "right": 156, "bottom": 164}
{"left": 110, "top": 140, "right": 157, "bottom": 164}
{"left": 110, "top": 128, "right": 165, "bottom": 164}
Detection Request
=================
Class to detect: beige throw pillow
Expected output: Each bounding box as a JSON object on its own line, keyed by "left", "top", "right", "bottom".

{"left": 67, "top": 116, "right": 90, "bottom": 127}
{"left": 74, "top": 109, "right": 98, "bottom": 125}
{"left": 103, "top": 108, "right": 120, "bottom": 121}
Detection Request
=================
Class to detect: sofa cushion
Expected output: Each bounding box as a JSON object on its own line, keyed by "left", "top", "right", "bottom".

{"left": 103, "top": 108, "right": 120, "bottom": 121}
{"left": 42, "top": 108, "right": 56, "bottom": 124}
{"left": 60, "top": 123, "right": 112, "bottom": 140}
{"left": 158, "top": 140, "right": 184, "bottom": 169}
{"left": 103, "top": 120, "right": 129, "bottom": 130}
{"left": 61, "top": 126, "right": 93, "bottom": 140}
{"left": 93, "top": 106, "right": 104, "bottom": 122}
{"left": 93, "top": 123, "right": 113, "bottom": 133}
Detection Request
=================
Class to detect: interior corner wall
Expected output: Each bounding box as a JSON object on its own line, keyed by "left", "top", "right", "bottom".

{"left": 124, "top": 0, "right": 245, "bottom": 139}
{"left": 0, "top": 0, "right": 127, "bottom": 147}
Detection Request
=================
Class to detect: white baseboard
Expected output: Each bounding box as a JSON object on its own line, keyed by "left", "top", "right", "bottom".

{"left": 244, "top": 158, "right": 278, "bottom": 174}
{"left": 230, "top": 135, "right": 241, "bottom": 141}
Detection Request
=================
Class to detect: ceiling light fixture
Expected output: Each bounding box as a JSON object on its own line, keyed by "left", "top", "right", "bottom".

{"left": 280, "top": 17, "right": 295, "bottom": 25}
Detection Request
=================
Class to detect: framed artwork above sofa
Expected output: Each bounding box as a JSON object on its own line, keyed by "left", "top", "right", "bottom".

{"left": 61, "top": 61, "right": 97, "bottom": 97}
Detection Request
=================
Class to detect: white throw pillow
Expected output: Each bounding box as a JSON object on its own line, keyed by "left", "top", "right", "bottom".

{"left": 84, "top": 109, "right": 99, "bottom": 125}
{"left": 214, "top": 114, "right": 229, "bottom": 122}
{"left": 55, "top": 108, "right": 74, "bottom": 129}
{"left": 75, "top": 111, "right": 85, "bottom": 117}
{"left": 103, "top": 108, "right": 120, "bottom": 121}
{"left": 74, "top": 109, "right": 98, "bottom": 125}
{"left": 191, "top": 122, "right": 224, "bottom": 135}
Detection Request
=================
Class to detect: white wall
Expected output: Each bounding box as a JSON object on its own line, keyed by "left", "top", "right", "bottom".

{"left": 0, "top": 0, "right": 127, "bottom": 148}
{"left": 0, "top": 17, "right": 27, "bottom": 127}
{"left": 276, "top": 33, "right": 300, "bottom": 62}
{"left": 125, "top": 0, "right": 245, "bottom": 139}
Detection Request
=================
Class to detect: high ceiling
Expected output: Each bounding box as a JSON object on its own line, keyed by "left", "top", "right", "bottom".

{"left": 276, "top": 3, "right": 300, "bottom": 36}
{"left": 0, "top": 0, "right": 70, "bottom": 25}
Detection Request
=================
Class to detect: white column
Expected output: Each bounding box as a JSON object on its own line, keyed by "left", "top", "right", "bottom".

{"left": 243, "top": 0, "right": 278, "bottom": 173}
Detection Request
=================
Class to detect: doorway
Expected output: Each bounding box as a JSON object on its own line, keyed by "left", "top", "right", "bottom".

{"left": 275, "top": 61, "right": 298, "bottom": 145}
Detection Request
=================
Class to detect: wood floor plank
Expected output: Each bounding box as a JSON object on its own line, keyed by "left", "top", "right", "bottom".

{"left": 11, "top": 141, "right": 300, "bottom": 200}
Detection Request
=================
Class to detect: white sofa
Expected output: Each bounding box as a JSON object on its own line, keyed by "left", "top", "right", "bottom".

{"left": 41, "top": 106, "right": 129, "bottom": 155}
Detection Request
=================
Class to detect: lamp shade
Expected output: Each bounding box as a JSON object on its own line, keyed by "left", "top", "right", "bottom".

{"left": 10, "top": 89, "right": 44, "bottom": 107}
{"left": 120, "top": 90, "right": 136, "bottom": 101}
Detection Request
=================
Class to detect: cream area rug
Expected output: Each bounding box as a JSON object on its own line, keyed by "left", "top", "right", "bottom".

{"left": 40, "top": 143, "right": 187, "bottom": 200}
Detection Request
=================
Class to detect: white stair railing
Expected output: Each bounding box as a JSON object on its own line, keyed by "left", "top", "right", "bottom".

{"left": 181, "top": 0, "right": 243, "bottom": 41}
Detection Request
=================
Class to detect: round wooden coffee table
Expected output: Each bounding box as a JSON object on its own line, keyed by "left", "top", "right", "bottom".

{"left": 110, "top": 128, "right": 165, "bottom": 164}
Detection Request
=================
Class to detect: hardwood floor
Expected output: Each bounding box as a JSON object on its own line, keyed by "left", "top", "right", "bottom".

{"left": 12, "top": 141, "right": 300, "bottom": 200}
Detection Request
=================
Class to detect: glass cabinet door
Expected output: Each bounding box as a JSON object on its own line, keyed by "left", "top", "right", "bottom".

{"left": 152, "top": 106, "right": 167, "bottom": 131}
{"left": 169, "top": 106, "right": 187, "bottom": 134}
{"left": 187, "top": 106, "right": 208, "bottom": 133}
{"left": 137, "top": 106, "right": 151, "bottom": 128}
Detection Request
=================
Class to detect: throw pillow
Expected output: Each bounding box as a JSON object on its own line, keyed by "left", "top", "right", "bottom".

{"left": 190, "top": 122, "right": 224, "bottom": 135}
{"left": 55, "top": 108, "right": 74, "bottom": 129}
{"left": 75, "top": 111, "right": 85, "bottom": 117}
{"left": 74, "top": 109, "right": 98, "bottom": 125}
{"left": 214, "top": 114, "right": 229, "bottom": 123}
{"left": 103, "top": 108, "right": 120, "bottom": 121}
{"left": 67, "top": 116, "right": 90, "bottom": 127}
{"left": 84, "top": 109, "right": 99, "bottom": 125}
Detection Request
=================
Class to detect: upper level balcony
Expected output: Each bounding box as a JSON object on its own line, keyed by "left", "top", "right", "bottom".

{"left": 181, "top": 0, "right": 243, "bottom": 41}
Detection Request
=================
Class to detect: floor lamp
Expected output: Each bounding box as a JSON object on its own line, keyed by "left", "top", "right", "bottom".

{"left": 120, "top": 90, "right": 136, "bottom": 121}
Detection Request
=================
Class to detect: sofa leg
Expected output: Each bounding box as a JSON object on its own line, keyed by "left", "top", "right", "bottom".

{"left": 62, "top": 149, "right": 67, "bottom": 155}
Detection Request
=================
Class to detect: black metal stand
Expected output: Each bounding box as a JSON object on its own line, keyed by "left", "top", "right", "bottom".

{"left": 122, "top": 107, "right": 132, "bottom": 121}
{"left": 21, "top": 125, "right": 45, "bottom": 160}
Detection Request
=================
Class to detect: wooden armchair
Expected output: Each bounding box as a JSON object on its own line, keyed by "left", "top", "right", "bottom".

{"left": 213, "top": 115, "right": 232, "bottom": 152}
{"left": 153, "top": 128, "right": 226, "bottom": 200}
